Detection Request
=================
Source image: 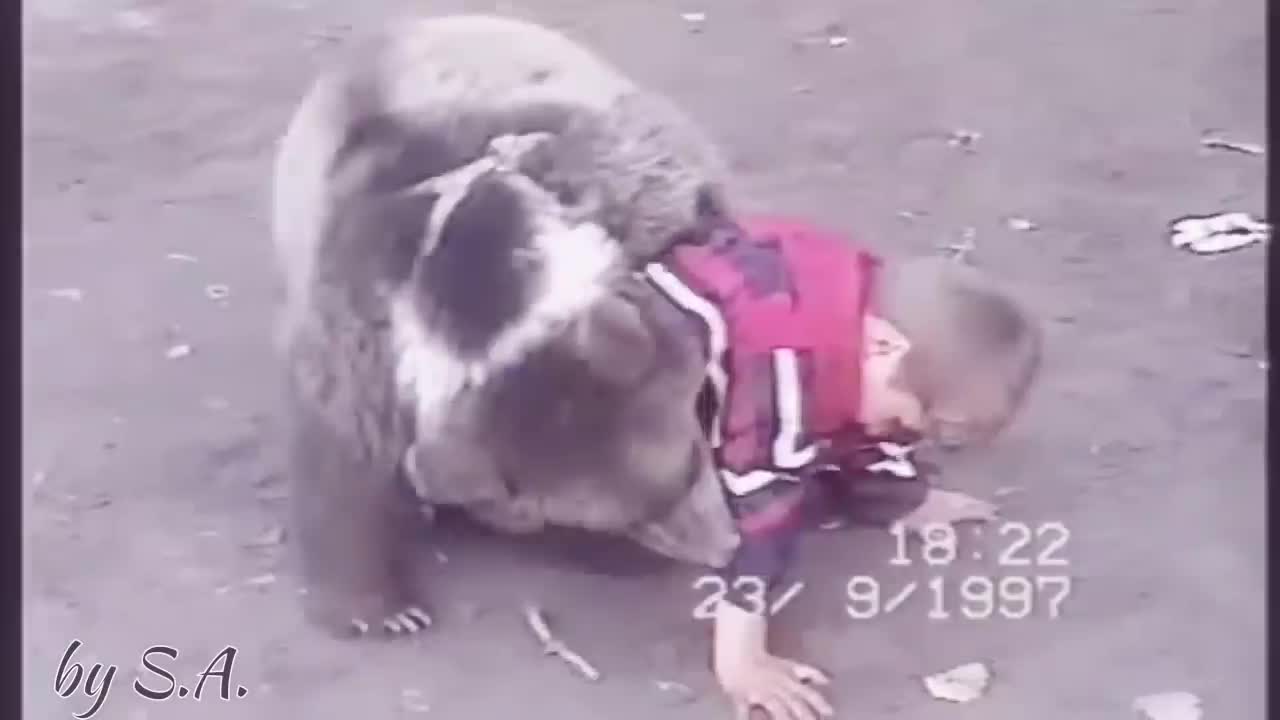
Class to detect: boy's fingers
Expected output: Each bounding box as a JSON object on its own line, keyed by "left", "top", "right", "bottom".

{"left": 790, "top": 662, "right": 831, "bottom": 686}
{"left": 771, "top": 690, "right": 820, "bottom": 720}
{"left": 761, "top": 696, "right": 798, "bottom": 720}
{"left": 733, "top": 699, "right": 752, "bottom": 720}
{"left": 785, "top": 678, "right": 835, "bottom": 717}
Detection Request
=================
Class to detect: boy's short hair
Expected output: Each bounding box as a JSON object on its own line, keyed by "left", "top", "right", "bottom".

{"left": 877, "top": 256, "right": 1042, "bottom": 447}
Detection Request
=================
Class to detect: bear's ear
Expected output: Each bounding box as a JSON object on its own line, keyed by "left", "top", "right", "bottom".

{"left": 663, "top": 182, "right": 734, "bottom": 249}
{"left": 694, "top": 181, "right": 731, "bottom": 223}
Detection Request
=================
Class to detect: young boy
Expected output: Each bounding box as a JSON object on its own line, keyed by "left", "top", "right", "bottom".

{"left": 641, "top": 215, "right": 1041, "bottom": 720}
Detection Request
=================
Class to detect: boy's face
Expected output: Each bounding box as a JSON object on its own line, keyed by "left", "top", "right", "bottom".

{"left": 860, "top": 315, "right": 927, "bottom": 439}
{"left": 861, "top": 316, "right": 1008, "bottom": 448}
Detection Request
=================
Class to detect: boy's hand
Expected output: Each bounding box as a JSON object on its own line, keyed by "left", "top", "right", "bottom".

{"left": 714, "top": 601, "right": 833, "bottom": 720}
{"left": 898, "top": 488, "right": 997, "bottom": 536}
{"left": 719, "top": 653, "right": 832, "bottom": 720}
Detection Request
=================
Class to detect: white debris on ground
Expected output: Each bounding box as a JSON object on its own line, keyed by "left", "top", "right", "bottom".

{"left": 1132, "top": 691, "right": 1203, "bottom": 720}
{"left": 946, "top": 129, "right": 982, "bottom": 150}
{"left": 922, "top": 661, "right": 991, "bottom": 703}
{"left": 114, "top": 9, "right": 159, "bottom": 33}
{"left": 654, "top": 680, "right": 695, "bottom": 705}
{"left": 166, "top": 252, "right": 199, "bottom": 263}
{"left": 815, "top": 23, "right": 848, "bottom": 47}
{"left": 400, "top": 688, "right": 432, "bottom": 714}
{"left": 47, "top": 288, "right": 84, "bottom": 302}
{"left": 204, "top": 284, "right": 230, "bottom": 301}
{"left": 1005, "top": 216, "right": 1038, "bottom": 231}
{"left": 1169, "top": 212, "right": 1269, "bottom": 254}
{"left": 679, "top": 12, "right": 706, "bottom": 30}
{"left": 165, "top": 343, "right": 193, "bottom": 360}
{"left": 243, "top": 573, "right": 277, "bottom": 590}
{"left": 1199, "top": 132, "right": 1264, "bottom": 156}
{"left": 940, "top": 227, "right": 978, "bottom": 262}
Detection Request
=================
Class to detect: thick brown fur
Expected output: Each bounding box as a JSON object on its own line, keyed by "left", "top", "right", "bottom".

{"left": 271, "top": 15, "right": 739, "bottom": 639}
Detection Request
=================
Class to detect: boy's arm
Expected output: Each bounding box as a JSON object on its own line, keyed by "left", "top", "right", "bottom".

{"left": 712, "top": 344, "right": 818, "bottom": 613}
{"left": 641, "top": 254, "right": 834, "bottom": 717}
{"left": 712, "top": 522, "right": 833, "bottom": 720}
{"left": 709, "top": 347, "right": 835, "bottom": 719}
{"left": 714, "top": 599, "right": 831, "bottom": 720}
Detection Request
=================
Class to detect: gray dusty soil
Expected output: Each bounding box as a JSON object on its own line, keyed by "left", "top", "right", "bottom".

{"left": 23, "top": 0, "right": 1266, "bottom": 718}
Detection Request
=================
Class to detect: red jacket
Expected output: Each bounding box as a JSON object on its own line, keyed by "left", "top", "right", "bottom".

{"left": 644, "top": 216, "right": 928, "bottom": 598}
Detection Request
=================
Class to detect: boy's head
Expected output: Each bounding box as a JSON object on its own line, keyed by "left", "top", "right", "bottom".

{"left": 860, "top": 256, "right": 1041, "bottom": 449}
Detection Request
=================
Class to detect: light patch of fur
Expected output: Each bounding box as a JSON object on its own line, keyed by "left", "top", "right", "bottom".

{"left": 417, "top": 155, "right": 501, "bottom": 257}
{"left": 391, "top": 203, "right": 623, "bottom": 435}
{"left": 389, "top": 293, "right": 471, "bottom": 434}
{"left": 483, "top": 215, "right": 622, "bottom": 375}
{"left": 409, "top": 132, "right": 557, "bottom": 257}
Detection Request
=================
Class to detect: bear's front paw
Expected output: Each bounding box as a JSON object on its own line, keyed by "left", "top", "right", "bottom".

{"left": 304, "top": 586, "right": 433, "bottom": 639}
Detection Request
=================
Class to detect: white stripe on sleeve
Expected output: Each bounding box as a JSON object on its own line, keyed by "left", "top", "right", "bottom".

{"left": 770, "top": 348, "right": 819, "bottom": 469}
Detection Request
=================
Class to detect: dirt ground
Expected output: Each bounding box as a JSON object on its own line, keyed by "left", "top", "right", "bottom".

{"left": 22, "top": 0, "right": 1267, "bottom": 718}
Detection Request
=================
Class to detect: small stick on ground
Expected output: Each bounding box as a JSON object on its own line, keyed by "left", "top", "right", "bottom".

{"left": 523, "top": 605, "right": 601, "bottom": 682}
{"left": 654, "top": 680, "right": 696, "bottom": 705}
{"left": 1200, "top": 134, "right": 1265, "bottom": 156}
